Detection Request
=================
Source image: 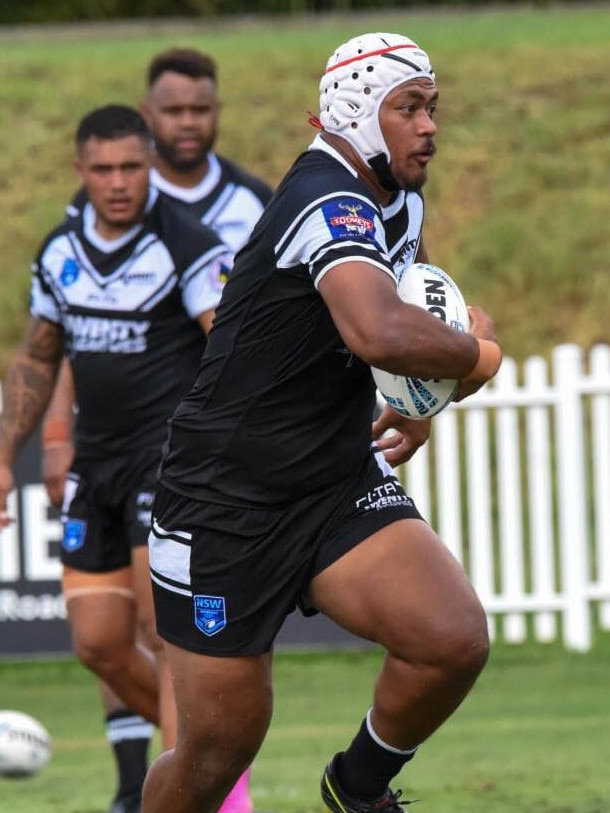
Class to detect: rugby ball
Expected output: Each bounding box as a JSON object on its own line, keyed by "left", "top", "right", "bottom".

{"left": 372, "top": 263, "right": 469, "bottom": 419}
{"left": 0, "top": 710, "right": 51, "bottom": 779}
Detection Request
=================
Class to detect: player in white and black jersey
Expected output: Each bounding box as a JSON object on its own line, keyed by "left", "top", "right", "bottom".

{"left": 142, "top": 33, "right": 503, "bottom": 813}
{"left": 42, "top": 49, "right": 272, "bottom": 813}
{"left": 65, "top": 48, "right": 271, "bottom": 256}
{"left": 0, "top": 105, "right": 233, "bottom": 813}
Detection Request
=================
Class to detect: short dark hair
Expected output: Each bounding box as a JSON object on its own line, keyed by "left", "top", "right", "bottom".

{"left": 147, "top": 48, "right": 217, "bottom": 87}
{"left": 75, "top": 104, "right": 151, "bottom": 149}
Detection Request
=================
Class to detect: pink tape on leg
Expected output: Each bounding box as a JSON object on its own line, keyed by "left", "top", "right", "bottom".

{"left": 218, "top": 769, "right": 253, "bottom": 813}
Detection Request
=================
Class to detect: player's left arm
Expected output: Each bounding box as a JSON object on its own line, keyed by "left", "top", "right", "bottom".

{"left": 41, "top": 357, "right": 75, "bottom": 507}
{"left": 372, "top": 404, "right": 432, "bottom": 467}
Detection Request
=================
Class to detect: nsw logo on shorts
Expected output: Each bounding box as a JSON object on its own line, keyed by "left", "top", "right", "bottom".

{"left": 62, "top": 519, "right": 87, "bottom": 552}
{"left": 193, "top": 595, "right": 227, "bottom": 637}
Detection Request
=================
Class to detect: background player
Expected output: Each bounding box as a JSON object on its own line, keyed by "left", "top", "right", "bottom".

{"left": 0, "top": 104, "right": 232, "bottom": 813}
{"left": 41, "top": 48, "right": 272, "bottom": 813}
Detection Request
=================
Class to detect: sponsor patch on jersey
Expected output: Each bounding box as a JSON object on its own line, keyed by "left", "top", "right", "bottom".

{"left": 62, "top": 519, "right": 87, "bottom": 553}
{"left": 322, "top": 198, "right": 376, "bottom": 240}
{"left": 122, "top": 271, "right": 156, "bottom": 286}
{"left": 210, "top": 257, "right": 232, "bottom": 291}
{"left": 60, "top": 258, "right": 80, "bottom": 287}
{"left": 193, "top": 594, "right": 227, "bottom": 636}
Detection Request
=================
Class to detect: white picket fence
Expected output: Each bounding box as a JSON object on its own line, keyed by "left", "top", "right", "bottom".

{"left": 396, "top": 343, "right": 610, "bottom": 652}
{"left": 1, "top": 343, "right": 608, "bottom": 652}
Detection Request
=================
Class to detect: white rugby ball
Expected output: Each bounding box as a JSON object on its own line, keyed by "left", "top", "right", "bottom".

{"left": 0, "top": 710, "right": 51, "bottom": 779}
{"left": 372, "top": 263, "right": 469, "bottom": 419}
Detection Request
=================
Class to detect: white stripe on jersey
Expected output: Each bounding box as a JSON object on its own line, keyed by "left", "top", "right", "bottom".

{"left": 274, "top": 190, "right": 382, "bottom": 258}
{"left": 275, "top": 192, "right": 393, "bottom": 288}
{"left": 315, "top": 255, "right": 394, "bottom": 288}
{"left": 180, "top": 245, "right": 232, "bottom": 318}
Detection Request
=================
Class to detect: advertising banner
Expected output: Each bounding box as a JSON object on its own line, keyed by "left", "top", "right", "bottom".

{"left": 0, "top": 435, "right": 364, "bottom": 658}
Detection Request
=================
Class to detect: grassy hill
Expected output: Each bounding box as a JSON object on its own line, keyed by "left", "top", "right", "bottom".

{"left": 1, "top": 5, "right": 609, "bottom": 373}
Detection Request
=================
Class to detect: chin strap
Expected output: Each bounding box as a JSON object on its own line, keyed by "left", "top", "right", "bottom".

{"left": 368, "top": 153, "right": 399, "bottom": 193}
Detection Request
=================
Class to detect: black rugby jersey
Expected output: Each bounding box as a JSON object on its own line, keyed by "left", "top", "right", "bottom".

{"left": 150, "top": 154, "right": 272, "bottom": 254}
{"left": 67, "top": 154, "right": 272, "bottom": 257}
{"left": 30, "top": 189, "right": 232, "bottom": 459}
{"left": 159, "top": 136, "right": 425, "bottom": 505}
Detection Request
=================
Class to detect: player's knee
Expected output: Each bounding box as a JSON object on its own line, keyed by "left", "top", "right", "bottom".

{"left": 396, "top": 595, "right": 489, "bottom": 684}
{"left": 73, "top": 635, "right": 126, "bottom": 676}
{"left": 436, "top": 600, "right": 490, "bottom": 682}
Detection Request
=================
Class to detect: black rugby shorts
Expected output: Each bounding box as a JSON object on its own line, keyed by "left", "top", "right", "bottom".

{"left": 60, "top": 447, "right": 160, "bottom": 572}
{"left": 149, "top": 448, "right": 423, "bottom": 656}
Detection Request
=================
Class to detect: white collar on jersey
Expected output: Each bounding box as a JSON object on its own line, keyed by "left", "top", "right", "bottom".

{"left": 308, "top": 133, "right": 405, "bottom": 217}
{"left": 82, "top": 187, "right": 158, "bottom": 253}
{"left": 308, "top": 133, "right": 358, "bottom": 178}
{"left": 149, "top": 152, "right": 221, "bottom": 203}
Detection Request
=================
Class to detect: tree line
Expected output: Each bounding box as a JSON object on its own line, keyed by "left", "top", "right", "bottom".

{"left": 1, "top": 0, "right": 556, "bottom": 26}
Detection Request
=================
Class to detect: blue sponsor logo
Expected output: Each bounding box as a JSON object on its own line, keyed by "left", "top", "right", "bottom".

{"left": 322, "top": 199, "right": 376, "bottom": 241}
{"left": 194, "top": 595, "right": 227, "bottom": 637}
{"left": 62, "top": 519, "right": 87, "bottom": 552}
{"left": 60, "top": 258, "right": 80, "bottom": 286}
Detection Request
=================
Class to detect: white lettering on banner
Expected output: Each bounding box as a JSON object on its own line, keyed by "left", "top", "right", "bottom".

{"left": 0, "top": 485, "right": 62, "bottom": 583}
{"left": 0, "top": 590, "right": 66, "bottom": 621}
{"left": 0, "top": 491, "right": 20, "bottom": 581}
{"left": 21, "top": 485, "right": 62, "bottom": 581}
{"left": 65, "top": 315, "right": 150, "bottom": 353}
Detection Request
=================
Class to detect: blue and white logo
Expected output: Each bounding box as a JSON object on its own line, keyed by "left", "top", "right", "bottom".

{"left": 60, "top": 258, "right": 80, "bottom": 286}
{"left": 323, "top": 198, "right": 376, "bottom": 241}
{"left": 62, "top": 519, "right": 87, "bottom": 552}
{"left": 193, "top": 595, "right": 227, "bottom": 637}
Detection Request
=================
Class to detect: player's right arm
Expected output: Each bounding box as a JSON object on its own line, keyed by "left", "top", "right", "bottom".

{"left": 318, "top": 260, "right": 494, "bottom": 382}
{"left": 0, "top": 317, "right": 64, "bottom": 528}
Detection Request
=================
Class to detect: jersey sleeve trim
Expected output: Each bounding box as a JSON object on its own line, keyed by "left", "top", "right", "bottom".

{"left": 313, "top": 255, "right": 395, "bottom": 289}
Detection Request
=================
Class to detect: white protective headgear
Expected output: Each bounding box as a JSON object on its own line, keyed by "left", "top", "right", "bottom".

{"left": 319, "top": 33, "right": 435, "bottom": 187}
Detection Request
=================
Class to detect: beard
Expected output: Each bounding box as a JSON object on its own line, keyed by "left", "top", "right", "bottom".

{"left": 154, "top": 131, "right": 216, "bottom": 173}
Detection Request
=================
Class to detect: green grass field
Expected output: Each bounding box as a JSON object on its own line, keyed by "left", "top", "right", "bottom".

{"left": 0, "top": 5, "right": 610, "bottom": 372}
{"left": 1, "top": 639, "right": 610, "bottom": 813}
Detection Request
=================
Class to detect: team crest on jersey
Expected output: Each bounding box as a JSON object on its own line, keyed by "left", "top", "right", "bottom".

{"left": 60, "top": 258, "right": 80, "bottom": 286}
{"left": 193, "top": 594, "right": 227, "bottom": 637}
{"left": 62, "top": 519, "right": 87, "bottom": 552}
{"left": 323, "top": 199, "right": 375, "bottom": 240}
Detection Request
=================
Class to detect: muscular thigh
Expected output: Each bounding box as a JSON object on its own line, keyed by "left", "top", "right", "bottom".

{"left": 150, "top": 451, "right": 422, "bottom": 656}
{"left": 165, "top": 641, "right": 273, "bottom": 762}
{"left": 310, "top": 518, "right": 485, "bottom": 656}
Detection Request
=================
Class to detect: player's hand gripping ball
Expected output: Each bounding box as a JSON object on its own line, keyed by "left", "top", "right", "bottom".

{"left": 371, "top": 263, "right": 469, "bottom": 419}
{"left": 0, "top": 710, "right": 52, "bottom": 779}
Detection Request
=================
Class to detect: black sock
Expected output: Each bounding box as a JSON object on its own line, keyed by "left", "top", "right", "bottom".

{"left": 336, "top": 713, "right": 417, "bottom": 801}
{"left": 106, "top": 709, "right": 153, "bottom": 800}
